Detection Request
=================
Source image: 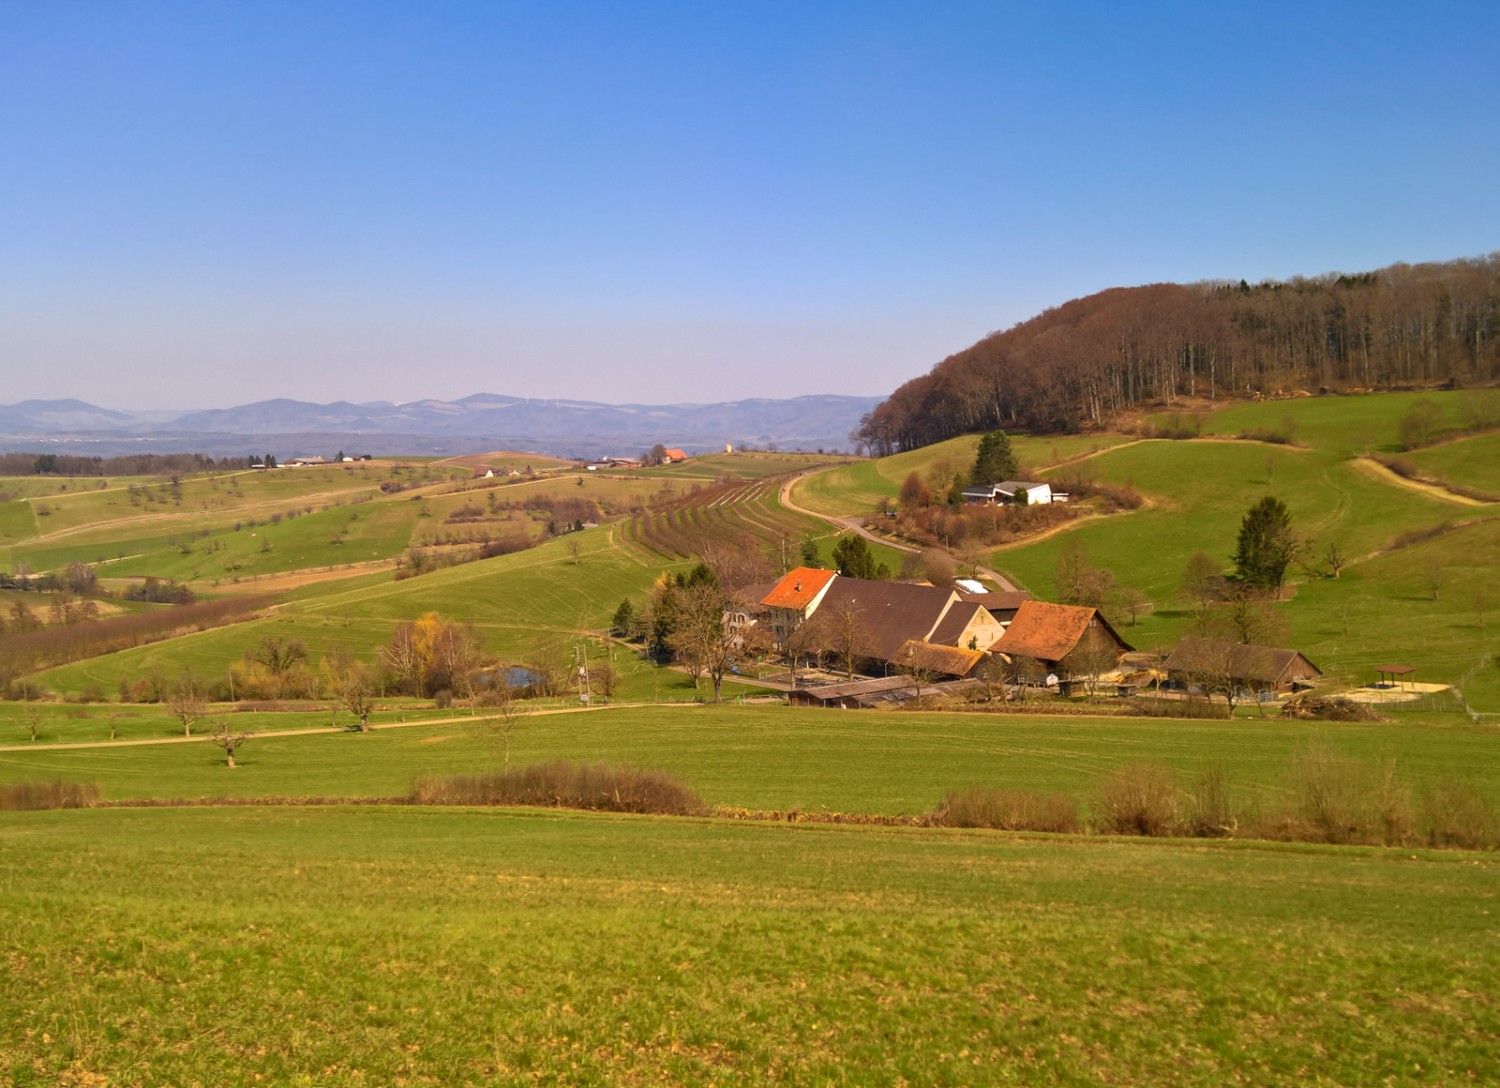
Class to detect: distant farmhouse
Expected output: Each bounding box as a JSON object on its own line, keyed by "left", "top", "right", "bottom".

{"left": 961, "top": 480, "right": 1060, "bottom": 506}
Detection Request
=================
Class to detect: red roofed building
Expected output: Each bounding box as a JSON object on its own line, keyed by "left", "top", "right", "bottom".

{"left": 760, "top": 567, "right": 840, "bottom": 641}
{"left": 662, "top": 448, "right": 689, "bottom": 463}
{"left": 990, "top": 600, "right": 1133, "bottom": 676}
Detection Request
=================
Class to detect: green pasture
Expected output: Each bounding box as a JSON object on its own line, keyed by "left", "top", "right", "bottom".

{"left": 1187, "top": 389, "right": 1477, "bottom": 457}
{"left": 632, "top": 450, "right": 849, "bottom": 482}
{"left": 791, "top": 433, "right": 1131, "bottom": 516}
{"left": 3, "top": 702, "right": 1495, "bottom": 811}
{"left": 33, "top": 528, "right": 678, "bottom": 694}
{"left": 2, "top": 806, "right": 1493, "bottom": 1086}
{"left": 1407, "top": 430, "right": 1500, "bottom": 495}
{"left": 12, "top": 497, "right": 419, "bottom": 585}
{"left": 0, "top": 701, "right": 459, "bottom": 746}
{"left": 987, "top": 439, "right": 1498, "bottom": 700}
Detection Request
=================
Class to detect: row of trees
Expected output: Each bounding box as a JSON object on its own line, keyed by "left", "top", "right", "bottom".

{"left": 0, "top": 452, "right": 253, "bottom": 476}
{"left": 856, "top": 257, "right": 1500, "bottom": 453}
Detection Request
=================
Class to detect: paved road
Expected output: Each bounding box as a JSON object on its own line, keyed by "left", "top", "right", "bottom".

{"left": 779, "top": 472, "right": 1019, "bottom": 592}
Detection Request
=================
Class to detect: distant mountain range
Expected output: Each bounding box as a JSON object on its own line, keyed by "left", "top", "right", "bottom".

{"left": 0, "top": 394, "right": 883, "bottom": 459}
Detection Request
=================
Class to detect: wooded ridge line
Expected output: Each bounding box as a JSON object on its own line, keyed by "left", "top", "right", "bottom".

{"left": 856, "top": 255, "right": 1500, "bottom": 454}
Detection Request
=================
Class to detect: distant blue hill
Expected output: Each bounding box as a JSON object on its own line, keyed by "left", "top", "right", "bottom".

{"left": 0, "top": 393, "right": 884, "bottom": 458}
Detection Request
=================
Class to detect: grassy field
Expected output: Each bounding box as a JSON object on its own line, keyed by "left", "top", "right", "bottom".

{"left": 790, "top": 433, "right": 1132, "bottom": 517}
{"left": 1407, "top": 430, "right": 1500, "bottom": 494}
{"left": 2, "top": 804, "right": 1496, "bottom": 1086}
{"left": 3, "top": 703, "right": 1496, "bottom": 812}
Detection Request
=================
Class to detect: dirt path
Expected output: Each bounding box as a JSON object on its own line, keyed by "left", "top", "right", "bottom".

{"left": 1351, "top": 457, "right": 1495, "bottom": 507}
{"left": 779, "top": 472, "right": 1019, "bottom": 591}
{"left": 0, "top": 701, "right": 697, "bottom": 754}
{"left": 221, "top": 559, "right": 399, "bottom": 594}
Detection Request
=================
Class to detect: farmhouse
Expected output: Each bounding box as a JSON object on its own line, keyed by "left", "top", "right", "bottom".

{"left": 990, "top": 600, "right": 1133, "bottom": 676}
{"left": 1164, "top": 637, "right": 1322, "bottom": 695}
{"left": 961, "top": 480, "right": 1056, "bottom": 506}
{"left": 662, "top": 448, "right": 689, "bottom": 463}
{"left": 759, "top": 567, "right": 1003, "bottom": 675}
{"left": 957, "top": 589, "right": 1034, "bottom": 628}
{"left": 760, "top": 566, "right": 839, "bottom": 642}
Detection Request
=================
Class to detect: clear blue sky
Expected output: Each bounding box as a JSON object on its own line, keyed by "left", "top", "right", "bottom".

{"left": 3, "top": 1, "right": 1497, "bottom": 410}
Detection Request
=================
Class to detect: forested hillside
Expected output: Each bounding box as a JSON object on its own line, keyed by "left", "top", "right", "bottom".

{"left": 857, "top": 256, "right": 1500, "bottom": 454}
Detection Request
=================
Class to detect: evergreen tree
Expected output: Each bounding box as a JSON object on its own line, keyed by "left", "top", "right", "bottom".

{"left": 1234, "top": 496, "right": 1296, "bottom": 592}
{"left": 971, "top": 431, "right": 1018, "bottom": 486}
{"left": 799, "top": 534, "right": 821, "bottom": 567}
{"left": 611, "top": 598, "right": 637, "bottom": 637}
{"left": 832, "top": 535, "right": 880, "bottom": 579}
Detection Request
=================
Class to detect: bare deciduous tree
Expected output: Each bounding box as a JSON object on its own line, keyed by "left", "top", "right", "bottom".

{"left": 168, "top": 682, "right": 206, "bottom": 738}
{"left": 209, "top": 718, "right": 254, "bottom": 768}
{"left": 484, "top": 687, "right": 523, "bottom": 768}
{"left": 337, "top": 663, "right": 377, "bottom": 732}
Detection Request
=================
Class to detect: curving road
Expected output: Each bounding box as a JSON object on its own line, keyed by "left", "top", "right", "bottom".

{"left": 779, "top": 472, "right": 1019, "bottom": 592}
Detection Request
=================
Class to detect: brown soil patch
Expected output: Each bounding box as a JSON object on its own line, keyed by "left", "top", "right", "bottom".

{"left": 205, "top": 559, "right": 397, "bottom": 594}
{"left": 418, "top": 735, "right": 455, "bottom": 744}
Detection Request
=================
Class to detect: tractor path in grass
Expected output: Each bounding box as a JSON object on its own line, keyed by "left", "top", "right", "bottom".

{"left": 0, "top": 701, "right": 698, "bottom": 753}
{"left": 1352, "top": 456, "right": 1498, "bottom": 507}
{"left": 781, "top": 471, "right": 1019, "bottom": 591}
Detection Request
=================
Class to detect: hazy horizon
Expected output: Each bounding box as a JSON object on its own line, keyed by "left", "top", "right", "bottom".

{"left": 5, "top": 2, "right": 1498, "bottom": 411}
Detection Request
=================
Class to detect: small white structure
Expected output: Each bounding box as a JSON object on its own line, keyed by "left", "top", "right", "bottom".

{"left": 961, "top": 480, "right": 1053, "bottom": 506}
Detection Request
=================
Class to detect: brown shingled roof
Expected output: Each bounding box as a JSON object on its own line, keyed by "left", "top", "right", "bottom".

{"left": 992, "top": 600, "right": 1133, "bottom": 663}
{"left": 1164, "top": 637, "right": 1322, "bottom": 686}
{"left": 895, "top": 639, "right": 984, "bottom": 678}
{"left": 760, "top": 567, "right": 838, "bottom": 610}
{"left": 816, "top": 578, "right": 959, "bottom": 662}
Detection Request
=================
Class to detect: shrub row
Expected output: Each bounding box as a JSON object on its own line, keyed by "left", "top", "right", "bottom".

{"left": 935, "top": 743, "right": 1498, "bottom": 850}
{"left": 410, "top": 761, "right": 706, "bottom": 816}
{"left": 0, "top": 780, "right": 101, "bottom": 811}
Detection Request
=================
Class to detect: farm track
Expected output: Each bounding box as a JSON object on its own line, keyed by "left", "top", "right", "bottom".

{"left": 1352, "top": 456, "right": 1497, "bottom": 507}
{"left": 0, "top": 701, "right": 696, "bottom": 753}
{"left": 782, "top": 470, "right": 1020, "bottom": 590}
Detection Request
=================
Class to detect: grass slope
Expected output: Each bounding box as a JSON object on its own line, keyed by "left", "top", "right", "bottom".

{"left": 2, "top": 805, "right": 1496, "bottom": 1086}
{"left": 4, "top": 704, "right": 1497, "bottom": 811}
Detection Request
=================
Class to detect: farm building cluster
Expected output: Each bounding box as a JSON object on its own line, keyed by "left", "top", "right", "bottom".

{"left": 736, "top": 566, "right": 1322, "bottom": 709}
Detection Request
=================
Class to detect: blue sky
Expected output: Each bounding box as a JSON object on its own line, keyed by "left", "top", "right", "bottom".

{"left": 3, "top": 1, "right": 1498, "bottom": 410}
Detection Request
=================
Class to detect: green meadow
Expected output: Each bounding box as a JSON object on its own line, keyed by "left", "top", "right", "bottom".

{"left": 4, "top": 395, "right": 1500, "bottom": 1084}
{"left": 2, "top": 703, "right": 1497, "bottom": 811}
{"left": 3, "top": 804, "right": 1496, "bottom": 1086}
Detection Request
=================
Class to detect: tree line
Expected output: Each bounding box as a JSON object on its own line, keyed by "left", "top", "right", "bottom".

{"left": 856, "top": 256, "right": 1500, "bottom": 454}
{"left": 0, "top": 452, "right": 253, "bottom": 476}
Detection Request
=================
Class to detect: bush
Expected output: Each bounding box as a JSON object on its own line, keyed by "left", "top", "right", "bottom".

{"left": 1282, "top": 739, "right": 1412, "bottom": 846}
{"left": 410, "top": 761, "right": 706, "bottom": 816}
{"left": 1127, "top": 696, "right": 1231, "bottom": 719}
{"left": 1421, "top": 780, "right": 1499, "bottom": 851}
{"left": 936, "top": 787, "right": 1080, "bottom": 833}
{"left": 0, "top": 780, "right": 101, "bottom": 811}
{"left": 1095, "top": 763, "right": 1180, "bottom": 836}
{"left": 1183, "top": 765, "right": 1235, "bottom": 838}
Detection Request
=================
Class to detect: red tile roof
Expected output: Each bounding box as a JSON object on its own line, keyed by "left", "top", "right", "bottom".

{"left": 991, "top": 600, "right": 1133, "bottom": 663}
{"left": 760, "top": 567, "right": 838, "bottom": 610}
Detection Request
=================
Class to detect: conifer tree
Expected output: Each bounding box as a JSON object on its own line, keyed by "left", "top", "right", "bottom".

{"left": 971, "top": 431, "right": 1018, "bottom": 487}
